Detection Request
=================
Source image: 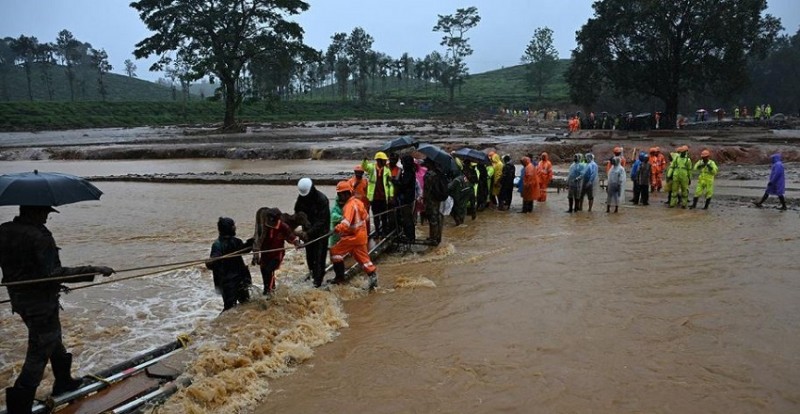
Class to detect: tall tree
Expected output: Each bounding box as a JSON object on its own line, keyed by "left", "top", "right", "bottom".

{"left": 0, "top": 37, "right": 15, "bottom": 101}
{"left": 90, "top": 48, "right": 112, "bottom": 101}
{"left": 433, "top": 6, "right": 480, "bottom": 102}
{"left": 124, "top": 59, "right": 137, "bottom": 77}
{"left": 36, "top": 42, "right": 57, "bottom": 100}
{"left": 131, "top": 0, "right": 311, "bottom": 129}
{"left": 742, "top": 28, "right": 800, "bottom": 114}
{"left": 567, "top": 0, "right": 781, "bottom": 122}
{"left": 345, "top": 27, "right": 374, "bottom": 105}
{"left": 10, "top": 35, "right": 39, "bottom": 101}
{"left": 521, "top": 27, "right": 559, "bottom": 99}
{"left": 55, "top": 30, "right": 81, "bottom": 102}
{"left": 326, "top": 32, "right": 348, "bottom": 100}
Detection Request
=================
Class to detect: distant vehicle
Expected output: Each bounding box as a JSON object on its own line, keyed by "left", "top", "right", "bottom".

{"left": 770, "top": 113, "right": 786, "bottom": 122}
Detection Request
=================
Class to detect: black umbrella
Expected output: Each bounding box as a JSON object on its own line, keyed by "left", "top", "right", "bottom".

{"left": 0, "top": 170, "right": 103, "bottom": 207}
{"left": 416, "top": 144, "right": 460, "bottom": 175}
{"left": 452, "top": 147, "right": 491, "bottom": 165}
{"left": 380, "top": 136, "right": 418, "bottom": 152}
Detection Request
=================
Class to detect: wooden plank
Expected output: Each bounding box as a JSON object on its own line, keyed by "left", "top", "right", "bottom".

{"left": 54, "top": 373, "right": 160, "bottom": 414}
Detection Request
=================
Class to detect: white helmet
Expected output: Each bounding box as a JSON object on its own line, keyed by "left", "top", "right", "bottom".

{"left": 297, "top": 177, "right": 313, "bottom": 196}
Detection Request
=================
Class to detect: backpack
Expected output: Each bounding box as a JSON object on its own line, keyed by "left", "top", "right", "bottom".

{"left": 426, "top": 171, "right": 449, "bottom": 202}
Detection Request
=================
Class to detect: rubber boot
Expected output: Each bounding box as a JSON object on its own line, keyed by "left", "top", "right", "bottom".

{"left": 754, "top": 193, "right": 768, "bottom": 207}
{"left": 690, "top": 197, "right": 698, "bottom": 209}
{"left": 331, "top": 262, "right": 346, "bottom": 284}
{"left": 567, "top": 198, "right": 573, "bottom": 213}
{"left": 52, "top": 353, "right": 84, "bottom": 396}
{"left": 367, "top": 272, "right": 378, "bottom": 291}
{"left": 666, "top": 192, "right": 672, "bottom": 206}
{"left": 6, "top": 386, "right": 35, "bottom": 414}
{"left": 703, "top": 199, "right": 711, "bottom": 210}
{"left": 588, "top": 199, "right": 594, "bottom": 212}
{"left": 614, "top": 206, "right": 619, "bottom": 213}
{"left": 779, "top": 196, "right": 787, "bottom": 211}
{"left": 606, "top": 205, "right": 610, "bottom": 213}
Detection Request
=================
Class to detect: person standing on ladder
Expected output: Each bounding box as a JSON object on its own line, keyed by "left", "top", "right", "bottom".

{"left": 0, "top": 206, "right": 114, "bottom": 414}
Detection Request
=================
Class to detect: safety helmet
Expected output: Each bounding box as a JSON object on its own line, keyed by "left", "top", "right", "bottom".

{"left": 336, "top": 180, "right": 352, "bottom": 193}
{"left": 613, "top": 146, "right": 622, "bottom": 155}
{"left": 297, "top": 177, "right": 313, "bottom": 196}
{"left": 374, "top": 151, "right": 389, "bottom": 160}
{"left": 354, "top": 165, "right": 364, "bottom": 173}
{"left": 649, "top": 147, "right": 657, "bottom": 154}
{"left": 677, "top": 145, "right": 689, "bottom": 153}
{"left": 701, "top": 149, "right": 711, "bottom": 158}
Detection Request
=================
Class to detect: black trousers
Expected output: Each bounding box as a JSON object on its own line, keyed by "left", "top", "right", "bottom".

{"left": 260, "top": 257, "right": 280, "bottom": 293}
{"left": 221, "top": 279, "right": 250, "bottom": 310}
{"left": 397, "top": 202, "right": 415, "bottom": 241}
{"left": 305, "top": 235, "right": 329, "bottom": 287}
{"left": 370, "top": 199, "right": 389, "bottom": 237}
{"left": 14, "top": 301, "right": 70, "bottom": 391}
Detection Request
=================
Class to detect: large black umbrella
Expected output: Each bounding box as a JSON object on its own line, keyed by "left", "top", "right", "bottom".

{"left": 381, "top": 136, "right": 418, "bottom": 152}
{"left": 416, "top": 144, "right": 460, "bottom": 176}
{"left": 0, "top": 170, "right": 103, "bottom": 207}
{"left": 452, "top": 147, "right": 491, "bottom": 165}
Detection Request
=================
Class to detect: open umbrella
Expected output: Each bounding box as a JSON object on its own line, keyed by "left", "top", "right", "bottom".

{"left": 415, "top": 144, "right": 460, "bottom": 176}
{"left": 452, "top": 147, "right": 491, "bottom": 165}
{"left": 380, "top": 136, "right": 418, "bottom": 152}
{"left": 0, "top": 170, "right": 103, "bottom": 207}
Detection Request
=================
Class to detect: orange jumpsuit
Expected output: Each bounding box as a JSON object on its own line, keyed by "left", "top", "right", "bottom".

{"left": 536, "top": 153, "right": 553, "bottom": 202}
{"left": 329, "top": 197, "right": 376, "bottom": 274}
{"left": 522, "top": 158, "right": 540, "bottom": 202}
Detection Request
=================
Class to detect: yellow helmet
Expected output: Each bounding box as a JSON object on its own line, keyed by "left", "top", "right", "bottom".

{"left": 374, "top": 151, "right": 389, "bottom": 160}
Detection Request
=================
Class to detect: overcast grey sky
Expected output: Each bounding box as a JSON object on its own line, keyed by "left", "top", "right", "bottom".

{"left": 2, "top": 0, "right": 799, "bottom": 81}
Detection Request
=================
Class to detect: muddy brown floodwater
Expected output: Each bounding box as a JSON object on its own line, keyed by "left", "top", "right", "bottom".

{"left": 256, "top": 197, "right": 800, "bottom": 414}
{"left": 1, "top": 124, "right": 799, "bottom": 413}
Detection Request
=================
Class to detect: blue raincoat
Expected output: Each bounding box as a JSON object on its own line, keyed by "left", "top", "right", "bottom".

{"left": 766, "top": 153, "right": 785, "bottom": 196}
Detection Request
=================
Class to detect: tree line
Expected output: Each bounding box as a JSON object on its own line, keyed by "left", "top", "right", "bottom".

{"left": 0, "top": 30, "right": 137, "bottom": 102}
{"left": 2, "top": 0, "right": 794, "bottom": 130}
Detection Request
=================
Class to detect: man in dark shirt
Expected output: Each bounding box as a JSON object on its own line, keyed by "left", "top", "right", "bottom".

{"left": 0, "top": 205, "right": 114, "bottom": 413}
{"left": 294, "top": 178, "right": 331, "bottom": 288}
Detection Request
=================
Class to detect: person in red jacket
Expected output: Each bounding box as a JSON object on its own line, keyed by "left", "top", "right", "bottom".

{"left": 253, "top": 208, "right": 300, "bottom": 296}
{"left": 329, "top": 181, "right": 378, "bottom": 290}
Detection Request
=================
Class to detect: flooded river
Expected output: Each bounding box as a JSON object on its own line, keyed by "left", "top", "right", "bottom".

{"left": 1, "top": 159, "right": 799, "bottom": 413}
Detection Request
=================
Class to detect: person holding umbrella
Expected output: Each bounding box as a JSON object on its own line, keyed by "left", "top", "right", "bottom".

{"left": 1, "top": 205, "right": 114, "bottom": 412}
{"left": 0, "top": 171, "right": 115, "bottom": 413}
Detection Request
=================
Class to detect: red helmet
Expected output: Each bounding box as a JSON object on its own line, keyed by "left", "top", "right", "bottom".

{"left": 354, "top": 165, "right": 364, "bottom": 173}
{"left": 700, "top": 149, "right": 711, "bottom": 158}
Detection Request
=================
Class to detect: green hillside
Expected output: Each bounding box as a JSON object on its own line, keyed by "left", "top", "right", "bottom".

{"left": 299, "top": 60, "right": 571, "bottom": 110}
{"left": 1, "top": 64, "right": 179, "bottom": 102}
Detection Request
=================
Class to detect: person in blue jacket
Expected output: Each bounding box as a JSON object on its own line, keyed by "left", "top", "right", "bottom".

{"left": 567, "top": 154, "right": 585, "bottom": 213}
{"left": 754, "top": 153, "right": 787, "bottom": 210}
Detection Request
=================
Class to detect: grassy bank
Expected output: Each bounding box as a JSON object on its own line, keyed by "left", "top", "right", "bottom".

{"left": 0, "top": 100, "right": 473, "bottom": 131}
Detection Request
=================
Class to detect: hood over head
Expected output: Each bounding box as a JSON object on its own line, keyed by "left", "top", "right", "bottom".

{"left": 771, "top": 153, "right": 782, "bottom": 164}
{"left": 585, "top": 153, "right": 594, "bottom": 162}
{"left": 217, "top": 217, "right": 236, "bottom": 237}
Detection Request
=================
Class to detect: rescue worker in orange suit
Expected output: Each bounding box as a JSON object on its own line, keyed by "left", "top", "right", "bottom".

{"left": 651, "top": 147, "right": 667, "bottom": 192}
{"left": 348, "top": 165, "right": 369, "bottom": 234}
{"left": 520, "top": 156, "right": 540, "bottom": 213}
{"left": 329, "top": 181, "right": 379, "bottom": 290}
{"left": 536, "top": 152, "right": 553, "bottom": 202}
